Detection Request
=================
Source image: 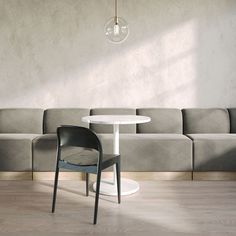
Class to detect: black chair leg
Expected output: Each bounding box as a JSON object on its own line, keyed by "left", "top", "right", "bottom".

{"left": 52, "top": 165, "right": 59, "bottom": 213}
{"left": 116, "top": 161, "right": 121, "bottom": 204}
{"left": 86, "top": 173, "right": 89, "bottom": 196}
{"left": 93, "top": 170, "right": 101, "bottom": 224}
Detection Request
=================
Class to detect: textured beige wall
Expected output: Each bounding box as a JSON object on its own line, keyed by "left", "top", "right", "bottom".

{"left": 0, "top": 0, "right": 235, "bottom": 108}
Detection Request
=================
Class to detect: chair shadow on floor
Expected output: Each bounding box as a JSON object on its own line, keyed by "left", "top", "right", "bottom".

{"left": 38, "top": 181, "right": 86, "bottom": 197}
{"left": 38, "top": 180, "right": 124, "bottom": 204}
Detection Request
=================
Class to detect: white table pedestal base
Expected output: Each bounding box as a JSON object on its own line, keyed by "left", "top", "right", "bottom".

{"left": 93, "top": 178, "right": 140, "bottom": 196}
{"left": 82, "top": 116, "right": 151, "bottom": 197}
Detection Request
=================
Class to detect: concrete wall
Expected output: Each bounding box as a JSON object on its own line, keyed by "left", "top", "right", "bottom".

{"left": 0, "top": 0, "right": 235, "bottom": 108}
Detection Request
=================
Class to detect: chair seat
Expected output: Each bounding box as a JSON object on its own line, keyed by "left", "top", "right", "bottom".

{"left": 62, "top": 153, "right": 119, "bottom": 166}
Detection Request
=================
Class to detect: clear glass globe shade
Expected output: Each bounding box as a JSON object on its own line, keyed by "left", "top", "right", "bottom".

{"left": 104, "top": 17, "right": 129, "bottom": 43}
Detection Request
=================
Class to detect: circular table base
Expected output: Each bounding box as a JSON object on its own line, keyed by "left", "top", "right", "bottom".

{"left": 93, "top": 178, "right": 139, "bottom": 196}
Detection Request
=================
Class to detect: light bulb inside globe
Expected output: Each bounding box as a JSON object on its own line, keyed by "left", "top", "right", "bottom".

{"left": 104, "top": 17, "right": 129, "bottom": 43}
{"left": 114, "top": 23, "right": 120, "bottom": 35}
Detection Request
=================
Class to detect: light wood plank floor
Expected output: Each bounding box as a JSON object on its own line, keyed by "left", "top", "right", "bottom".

{"left": 0, "top": 180, "right": 236, "bottom": 236}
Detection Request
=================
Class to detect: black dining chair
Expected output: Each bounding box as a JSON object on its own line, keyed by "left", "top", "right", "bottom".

{"left": 51, "top": 126, "right": 121, "bottom": 224}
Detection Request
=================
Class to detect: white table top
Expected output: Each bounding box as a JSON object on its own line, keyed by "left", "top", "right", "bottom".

{"left": 82, "top": 115, "right": 151, "bottom": 125}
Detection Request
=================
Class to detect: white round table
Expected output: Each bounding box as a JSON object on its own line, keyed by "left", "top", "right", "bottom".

{"left": 82, "top": 115, "right": 151, "bottom": 196}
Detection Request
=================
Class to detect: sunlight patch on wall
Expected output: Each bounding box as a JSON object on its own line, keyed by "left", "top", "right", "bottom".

{"left": 153, "top": 20, "right": 197, "bottom": 108}
{"left": 78, "top": 20, "right": 198, "bottom": 107}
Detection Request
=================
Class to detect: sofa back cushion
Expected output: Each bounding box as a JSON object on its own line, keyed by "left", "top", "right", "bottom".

{"left": 44, "top": 108, "right": 90, "bottom": 134}
{"left": 137, "top": 108, "right": 182, "bottom": 133}
{"left": 0, "top": 108, "right": 43, "bottom": 134}
{"left": 228, "top": 108, "right": 236, "bottom": 133}
{"left": 90, "top": 108, "right": 136, "bottom": 133}
{"left": 183, "top": 108, "right": 230, "bottom": 134}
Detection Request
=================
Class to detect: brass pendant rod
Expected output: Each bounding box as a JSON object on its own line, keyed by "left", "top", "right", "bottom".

{"left": 115, "top": 0, "right": 118, "bottom": 24}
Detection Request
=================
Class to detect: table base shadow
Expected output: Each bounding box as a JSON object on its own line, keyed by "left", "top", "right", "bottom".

{"left": 92, "top": 178, "right": 139, "bottom": 196}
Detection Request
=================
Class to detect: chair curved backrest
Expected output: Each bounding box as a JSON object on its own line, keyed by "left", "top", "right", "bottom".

{"left": 57, "top": 126, "right": 102, "bottom": 154}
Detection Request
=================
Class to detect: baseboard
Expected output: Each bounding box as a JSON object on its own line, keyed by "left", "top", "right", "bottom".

{"left": 101, "top": 172, "right": 192, "bottom": 181}
{"left": 1, "top": 172, "right": 236, "bottom": 181}
{"left": 33, "top": 172, "right": 84, "bottom": 180}
{"left": 193, "top": 172, "right": 236, "bottom": 180}
{"left": 0, "top": 172, "right": 32, "bottom": 180}
{"left": 32, "top": 171, "right": 192, "bottom": 181}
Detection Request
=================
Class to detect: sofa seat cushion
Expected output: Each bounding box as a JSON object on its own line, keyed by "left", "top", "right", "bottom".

{"left": 33, "top": 134, "right": 57, "bottom": 171}
{"left": 33, "top": 134, "right": 97, "bottom": 171}
{"left": 98, "top": 134, "right": 192, "bottom": 171}
{"left": 33, "top": 133, "right": 192, "bottom": 172}
{"left": 0, "top": 134, "right": 40, "bottom": 171}
{"left": 187, "top": 134, "right": 236, "bottom": 171}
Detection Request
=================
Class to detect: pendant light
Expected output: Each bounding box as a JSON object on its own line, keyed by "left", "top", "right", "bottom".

{"left": 104, "top": 0, "right": 129, "bottom": 43}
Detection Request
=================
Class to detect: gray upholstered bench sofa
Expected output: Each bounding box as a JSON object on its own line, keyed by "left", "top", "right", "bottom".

{"left": 0, "top": 107, "right": 236, "bottom": 180}
{"left": 33, "top": 108, "right": 192, "bottom": 174}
